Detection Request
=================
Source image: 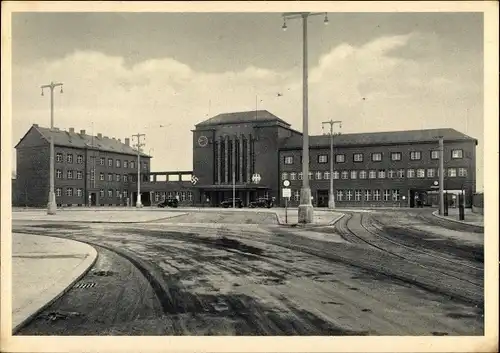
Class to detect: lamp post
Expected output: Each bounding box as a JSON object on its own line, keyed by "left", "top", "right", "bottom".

{"left": 322, "top": 120, "right": 342, "bottom": 209}
{"left": 132, "top": 133, "right": 145, "bottom": 208}
{"left": 438, "top": 136, "right": 445, "bottom": 216}
{"left": 282, "top": 11, "right": 329, "bottom": 223}
{"left": 41, "top": 81, "right": 64, "bottom": 215}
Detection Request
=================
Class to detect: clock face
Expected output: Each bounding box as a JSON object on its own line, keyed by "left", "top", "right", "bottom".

{"left": 198, "top": 135, "right": 208, "bottom": 147}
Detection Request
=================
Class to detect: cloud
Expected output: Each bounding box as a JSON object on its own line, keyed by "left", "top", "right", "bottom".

{"left": 12, "top": 31, "right": 483, "bottom": 189}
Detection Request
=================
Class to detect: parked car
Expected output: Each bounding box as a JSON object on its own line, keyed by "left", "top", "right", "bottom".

{"left": 157, "top": 198, "right": 179, "bottom": 208}
{"left": 220, "top": 198, "right": 244, "bottom": 208}
{"left": 249, "top": 197, "right": 274, "bottom": 208}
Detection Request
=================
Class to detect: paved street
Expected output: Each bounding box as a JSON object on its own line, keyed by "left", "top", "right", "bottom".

{"left": 11, "top": 208, "right": 484, "bottom": 336}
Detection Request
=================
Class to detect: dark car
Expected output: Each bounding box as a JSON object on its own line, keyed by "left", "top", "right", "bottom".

{"left": 249, "top": 197, "right": 274, "bottom": 208}
{"left": 220, "top": 198, "right": 244, "bottom": 208}
{"left": 157, "top": 198, "right": 179, "bottom": 208}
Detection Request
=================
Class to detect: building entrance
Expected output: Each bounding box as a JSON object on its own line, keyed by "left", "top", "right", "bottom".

{"left": 89, "top": 192, "right": 97, "bottom": 206}
{"left": 316, "top": 190, "right": 329, "bottom": 207}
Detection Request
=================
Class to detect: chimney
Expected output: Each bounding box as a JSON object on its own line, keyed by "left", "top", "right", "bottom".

{"left": 69, "top": 127, "right": 75, "bottom": 133}
{"left": 97, "top": 133, "right": 102, "bottom": 139}
{"left": 125, "top": 138, "right": 130, "bottom": 146}
{"left": 80, "top": 129, "right": 86, "bottom": 135}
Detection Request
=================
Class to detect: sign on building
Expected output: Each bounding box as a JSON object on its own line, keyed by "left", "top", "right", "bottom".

{"left": 191, "top": 175, "right": 199, "bottom": 185}
{"left": 251, "top": 173, "right": 261, "bottom": 184}
{"left": 282, "top": 188, "right": 291, "bottom": 198}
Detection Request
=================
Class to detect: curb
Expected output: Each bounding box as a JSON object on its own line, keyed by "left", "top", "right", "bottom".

{"left": 12, "top": 213, "right": 190, "bottom": 225}
{"left": 12, "top": 236, "right": 98, "bottom": 334}
{"left": 431, "top": 210, "right": 484, "bottom": 229}
{"left": 275, "top": 211, "right": 346, "bottom": 227}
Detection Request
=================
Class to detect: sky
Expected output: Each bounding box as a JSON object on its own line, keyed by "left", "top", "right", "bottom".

{"left": 11, "top": 11, "right": 485, "bottom": 190}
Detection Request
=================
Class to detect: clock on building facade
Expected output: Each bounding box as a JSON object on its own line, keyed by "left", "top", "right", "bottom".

{"left": 197, "top": 135, "right": 209, "bottom": 147}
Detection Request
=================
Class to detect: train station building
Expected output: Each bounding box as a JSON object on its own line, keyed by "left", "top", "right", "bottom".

{"left": 14, "top": 110, "right": 478, "bottom": 208}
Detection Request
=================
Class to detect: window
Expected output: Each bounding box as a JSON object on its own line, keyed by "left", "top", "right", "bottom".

{"left": 336, "top": 190, "right": 344, "bottom": 201}
{"left": 353, "top": 153, "right": 363, "bottom": 162}
{"left": 407, "top": 169, "right": 415, "bottom": 178}
{"left": 123, "top": 160, "right": 128, "bottom": 168}
{"left": 458, "top": 168, "right": 467, "bottom": 177}
{"left": 332, "top": 171, "right": 339, "bottom": 179}
{"left": 346, "top": 190, "right": 353, "bottom": 201}
{"left": 100, "top": 173, "right": 105, "bottom": 181}
{"left": 373, "top": 190, "right": 381, "bottom": 201}
{"left": 308, "top": 171, "right": 313, "bottom": 180}
{"left": 323, "top": 171, "right": 330, "bottom": 180}
{"left": 391, "top": 152, "right": 402, "bottom": 161}
{"left": 293, "top": 190, "right": 300, "bottom": 201}
{"left": 431, "top": 150, "right": 440, "bottom": 160}
{"left": 67, "top": 154, "right": 73, "bottom": 163}
{"left": 397, "top": 169, "right": 405, "bottom": 178}
{"left": 355, "top": 190, "right": 362, "bottom": 201}
{"left": 99, "top": 157, "right": 105, "bottom": 165}
{"left": 90, "top": 169, "right": 95, "bottom": 181}
{"left": 56, "top": 169, "right": 62, "bottom": 179}
{"left": 108, "top": 158, "right": 113, "bottom": 167}
{"left": 378, "top": 170, "right": 386, "bottom": 179}
{"left": 410, "top": 151, "right": 421, "bottom": 160}
{"left": 359, "top": 170, "right": 367, "bottom": 179}
{"left": 116, "top": 159, "right": 121, "bottom": 168}
{"left": 298, "top": 172, "right": 303, "bottom": 180}
{"left": 335, "top": 154, "right": 345, "bottom": 163}
{"left": 116, "top": 190, "right": 121, "bottom": 198}
{"left": 284, "top": 156, "right": 294, "bottom": 165}
{"left": 364, "top": 190, "right": 371, "bottom": 201}
{"left": 124, "top": 175, "right": 129, "bottom": 182}
{"left": 341, "top": 171, "right": 348, "bottom": 179}
{"left": 76, "top": 155, "right": 83, "bottom": 164}
{"left": 371, "top": 153, "right": 382, "bottom": 162}
{"left": 369, "top": 170, "right": 376, "bottom": 179}
{"left": 383, "top": 190, "right": 391, "bottom": 201}
{"left": 116, "top": 174, "right": 121, "bottom": 182}
{"left": 67, "top": 170, "right": 73, "bottom": 179}
{"left": 167, "top": 191, "right": 174, "bottom": 199}
{"left": 108, "top": 173, "right": 113, "bottom": 181}
{"left": 187, "top": 191, "right": 193, "bottom": 201}
{"left": 448, "top": 168, "right": 457, "bottom": 177}
{"left": 282, "top": 172, "right": 288, "bottom": 180}
{"left": 123, "top": 190, "right": 128, "bottom": 198}
{"left": 76, "top": 171, "right": 83, "bottom": 180}
{"left": 56, "top": 153, "right": 63, "bottom": 162}
{"left": 350, "top": 170, "right": 357, "bottom": 179}
{"left": 290, "top": 172, "right": 296, "bottom": 180}
{"left": 417, "top": 169, "right": 425, "bottom": 178}
{"left": 452, "top": 149, "right": 463, "bottom": 159}
{"left": 427, "top": 168, "right": 435, "bottom": 178}
{"left": 143, "top": 162, "right": 148, "bottom": 170}
{"left": 318, "top": 155, "right": 328, "bottom": 164}
{"left": 130, "top": 161, "right": 135, "bottom": 169}
{"left": 100, "top": 189, "right": 105, "bottom": 198}
{"left": 392, "top": 190, "right": 400, "bottom": 201}
{"left": 315, "top": 171, "right": 322, "bottom": 180}
{"left": 56, "top": 188, "right": 62, "bottom": 197}
{"left": 66, "top": 188, "right": 73, "bottom": 196}
{"left": 108, "top": 190, "right": 113, "bottom": 198}
{"left": 388, "top": 170, "right": 396, "bottom": 178}
{"left": 180, "top": 191, "right": 186, "bottom": 201}
{"left": 76, "top": 188, "right": 83, "bottom": 197}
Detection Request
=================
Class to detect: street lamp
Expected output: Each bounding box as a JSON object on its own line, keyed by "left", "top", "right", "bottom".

{"left": 322, "top": 120, "right": 342, "bottom": 209}
{"left": 132, "top": 133, "right": 145, "bottom": 208}
{"left": 282, "top": 12, "right": 329, "bottom": 223}
{"left": 41, "top": 81, "right": 64, "bottom": 215}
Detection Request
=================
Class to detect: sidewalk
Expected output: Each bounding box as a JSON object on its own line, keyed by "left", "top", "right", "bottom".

{"left": 11, "top": 233, "right": 97, "bottom": 332}
{"left": 432, "top": 208, "right": 484, "bottom": 228}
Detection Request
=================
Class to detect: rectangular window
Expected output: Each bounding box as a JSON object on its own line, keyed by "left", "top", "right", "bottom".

{"left": 355, "top": 190, "right": 362, "bottom": 201}
{"left": 293, "top": 190, "right": 300, "bottom": 201}
{"left": 77, "top": 155, "right": 84, "bottom": 164}
{"left": 346, "top": 190, "right": 353, "bottom": 201}
{"left": 427, "top": 168, "right": 435, "bottom": 178}
{"left": 323, "top": 171, "right": 330, "bottom": 180}
{"left": 130, "top": 161, "right": 135, "bottom": 169}
{"left": 76, "top": 171, "right": 83, "bottom": 180}
{"left": 290, "top": 172, "right": 296, "bottom": 180}
{"left": 359, "top": 170, "right": 367, "bottom": 179}
{"left": 298, "top": 172, "right": 303, "bottom": 180}
{"left": 123, "top": 175, "right": 128, "bottom": 182}
{"left": 108, "top": 173, "right": 113, "bottom": 181}
{"left": 108, "top": 158, "right": 113, "bottom": 167}
{"left": 116, "top": 159, "right": 121, "bottom": 168}
{"left": 410, "top": 151, "right": 421, "bottom": 160}
{"left": 99, "top": 157, "right": 105, "bottom": 165}
{"left": 350, "top": 170, "right": 357, "bottom": 179}
{"left": 397, "top": 169, "right": 405, "bottom": 178}
{"left": 76, "top": 188, "right": 83, "bottom": 197}
{"left": 332, "top": 171, "right": 339, "bottom": 179}
{"left": 67, "top": 154, "right": 73, "bottom": 163}
{"left": 392, "top": 189, "right": 400, "bottom": 201}
{"left": 448, "top": 168, "right": 457, "bottom": 177}
{"left": 108, "top": 190, "right": 113, "bottom": 198}
{"left": 315, "top": 171, "right": 322, "bottom": 180}
{"left": 336, "top": 190, "right": 344, "bottom": 201}
{"left": 67, "top": 170, "right": 73, "bottom": 179}
{"left": 100, "top": 189, "right": 104, "bottom": 198}
{"left": 284, "top": 156, "right": 294, "bottom": 165}
{"left": 66, "top": 188, "right": 73, "bottom": 196}
{"left": 431, "top": 150, "right": 440, "bottom": 160}
{"left": 458, "top": 168, "right": 467, "bottom": 177}
{"left": 116, "top": 190, "right": 120, "bottom": 198}
{"left": 56, "top": 169, "right": 62, "bottom": 179}
{"left": 116, "top": 174, "right": 121, "bottom": 182}
{"left": 353, "top": 153, "right": 363, "bottom": 162}
{"left": 388, "top": 170, "right": 396, "bottom": 178}
{"left": 391, "top": 152, "right": 401, "bottom": 161}
{"left": 90, "top": 169, "right": 95, "bottom": 181}
{"left": 167, "top": 191, "right": 174, "bottom": 199}
{"left": 123, "top": 160, "right": 128, "bottom": 168}
{"left": 364, "top": 190, "right": 371, "bottom": 201}
{"left": 318, "top": 155, "right": 328, "bottom": 163}
{"left": 417, "top": 169, "right": 425, "bottom": 178}
{"left": 143, "top": 162, "right": 148, "bottom": 170}
{"left": 452, "top": 149, "right": 463, "bottom": 159}
{"left": 100, "top": 173, "right": 105, "bottom": 181}
{"left": 407, "top": 169, "right": 415, "bottom": 178}
{"left": 56, "top": 153, "right": 63, "bottom": 162}
{"left": 308, "top": 171, "right": 313, "bottom": 180}
{"left": 56, "top": 188, "right": 62, "bottom": 197}
{"left": 187, "top": 191, "right": 193, "bottom": 201}
{"left": 369, "top": 170, "right": 376, "bottom": 179}
{"left": 378, "top": 170, "right": 386, "bottom": 179}
{"left": 373, "top": 190, "right": 381, "bottom": 201}
{"left": 383, "top": 190, "right": 391, "bottom": 201}
{"left": 335, "top": 154, "right": 345, "bottom": 163}
{"left": 123, "top": 190, "right": 128, "bottom": 198}
{"left": 371, "top": 153, "right": 382, "bottom": 162}
{"left": 341, "top": 171, "right": 348, "bottom": 179}
{"left": 282, "top": 172, "right": 288, "bottom": 180}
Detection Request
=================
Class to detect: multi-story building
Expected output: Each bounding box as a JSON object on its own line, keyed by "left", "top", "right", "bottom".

{"left": 14, "top": 124, "right": 151, "bottom": 207}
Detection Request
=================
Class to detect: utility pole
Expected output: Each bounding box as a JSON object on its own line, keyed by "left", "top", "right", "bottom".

{"left": 41, "top": 81, "right": 64, "bottom": 215}
{"left": 132, "top": 133, "right": 145, "bottom": 208}
{"left": 438, "top": 136, "right": 445, "bottom": 216}
{"left": 233, "top": 169, "right": 236, "bottom": 208}
{"left": 322, "top": 120, "right": 342, "bottom": 209}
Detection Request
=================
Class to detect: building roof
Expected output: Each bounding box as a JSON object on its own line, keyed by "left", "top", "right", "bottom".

{"left": 195, "top": 110, "right": 290, "bottom": 127}
{"left": 16, "top": 125, "right": 150, "bottom": 157}
{"left": 280, "top": 128, "right": 477, "bottom": 149}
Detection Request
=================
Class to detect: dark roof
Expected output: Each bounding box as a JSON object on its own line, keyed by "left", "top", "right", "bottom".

{"left": 21, "top": 125, "right": 150, "bottom": 157}
{"left": 280, "top": 128, "right": 477, "bottom": 149}
{"left": 195, "top": 110, "right": 290, "bottom": 127}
